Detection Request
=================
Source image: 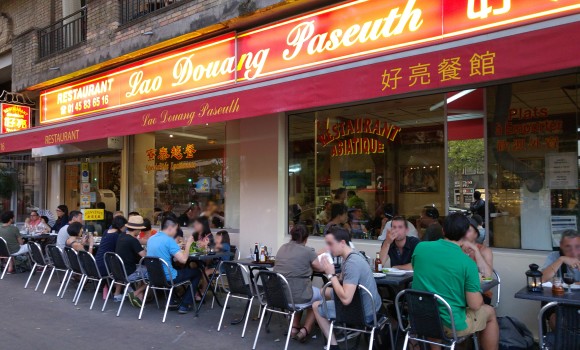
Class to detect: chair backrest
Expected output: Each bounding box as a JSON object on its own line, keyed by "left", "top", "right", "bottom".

{"left": 47, "top": 245, "right": 68, "bottom": 270}
{"left": 63, "top": 247, "right": 84, "bottom": 274}
{"left": 27, "top": 241, "right": 46, "bottom": 266}
{"left": 104, "top": 252, "right": 130, "bottom": 283}
{"left": 78, "top": 250, "right": 101, "bottom": 279}
{"left": 140, "top": 256, "right": 172, "bottom": 288}
{"left": 256, "top": 271, "right": 293, "bottom": 310}
{"left": 0, "top": 237, "right": 10, "bottom": 257}
{"left": 332, "top": 284, "right": 373, "bottom": 327}
{"left": 492, "top": 269, "right": 501, "bottom": 308}
{"left": 554, "top": 304, "right": 580, "bottom": 350}
{"left": 395, "top": 289, "right": 453, "bottom": 342}
{"left": 222, "top": 261, "right": 252, "bottom": 296}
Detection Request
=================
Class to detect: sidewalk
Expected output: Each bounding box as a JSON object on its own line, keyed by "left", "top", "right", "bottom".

{"left": 0, "top": 271, "right": 327, "bottom": 350}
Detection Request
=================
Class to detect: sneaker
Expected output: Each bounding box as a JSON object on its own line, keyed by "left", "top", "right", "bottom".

{"left": 168, "top": 299, "right": 180, "bottom": 311}
{"left": 335, "top": 330, "right": 361, "bottom": 343}
{"left": 128, "top": 292, "right": 142, "bottom": 308}
{"left": 113, "top": 294, "right": 123, "bottom": 303}
{"left": 177, "top": 304, "right": 192, "bottom": 314}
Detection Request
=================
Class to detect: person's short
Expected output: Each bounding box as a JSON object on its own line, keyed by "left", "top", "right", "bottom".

{"left": 294, "top": 286, "right": 322, "bottom": 309}
{"left": 446, "top": 306, "right": 491, "bottom": 337}
{"left": 127, "top": 265, "right": 147, "bottom": 282}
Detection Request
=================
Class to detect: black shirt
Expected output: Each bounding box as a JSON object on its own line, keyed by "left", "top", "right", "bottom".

{"left": 423, "top": 222, "right": 443, "bottom": 241}
{"left": 115, "top": 233, "right": 144, "bottom": 275}
{"left": 382, "top": 236, "right": 420, "bottom": 267}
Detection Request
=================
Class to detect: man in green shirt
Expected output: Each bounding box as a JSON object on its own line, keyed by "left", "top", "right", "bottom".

{"left": 0, "top": 211, "right": 29, "bottom": 274}
{"left": 412, "top": 213, "right": 498, "bottom": 349}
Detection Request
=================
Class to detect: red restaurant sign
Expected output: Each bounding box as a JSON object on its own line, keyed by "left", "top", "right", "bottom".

{"left": 39, "top": 0, "right": 580, "bottom": 124}
{"left": 1, "top": 103, "right": 31, "bottom": 134}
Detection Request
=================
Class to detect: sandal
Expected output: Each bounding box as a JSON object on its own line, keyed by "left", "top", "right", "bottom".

{"left": 296, "top": 327, "right": 309, "bottom": 343}
{"left": 290, "top": 327, "right": 300, "bottom": 340}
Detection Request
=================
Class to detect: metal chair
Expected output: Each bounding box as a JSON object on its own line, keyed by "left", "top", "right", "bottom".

{"left": 24, "top": 241, "right": 51, "bottom": 291}
{"left": 395, "top": 289, "right": 479, "bottom": 350}
{"left": 102, "top": 252, "right": 143, "bottom": 316}
{"left": 0, "top": 237, "right": 13, "bottom": 279}
{"left": 539, "top": 302, "right": 580, "bottom": 350}
{"left": 211, "top": 245, "right": 241, "bottom": 309}
{"left": 217, "top": 261, "right": 261, "bottom": 338}
{"left": 44, "top": 244, "right": 71, "bottom": 296}
{"left": 492, "top": 269, "right": 501, "bottom": 308}
{"left": 62, "top": 247, "right": 87, "bottom": 304}
{"left": 77, "top": 250, "right": 109, "bottom": 309}
{"left": 252, "top": 271, "right": 309, "bottom": 350}
{"left": 321, "top": 282, "right": 394, "bottom": 350}
{"left": 138, "top": 256, "right": 196, "bottom": 323}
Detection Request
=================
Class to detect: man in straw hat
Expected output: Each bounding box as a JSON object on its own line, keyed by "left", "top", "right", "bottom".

{"left": 115, "top": 215, "right": 148, "bottom": 307}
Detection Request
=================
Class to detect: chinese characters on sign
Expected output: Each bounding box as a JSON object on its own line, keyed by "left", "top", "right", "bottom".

{"left": 381, "top": 51, "right": 496, "bottom": 92}
{"left": 0, "top": 103, "right": 31, "bottom": 133}
{"left": 317, "top": 118, "right": 402, "bottom": 157}
{"left": 145, "top": 144, "right": 197, "bottom": 172}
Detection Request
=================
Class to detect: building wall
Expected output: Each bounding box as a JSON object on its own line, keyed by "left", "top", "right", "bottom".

{"left": 1, "top": 0, "right": 334, "bottom": 92}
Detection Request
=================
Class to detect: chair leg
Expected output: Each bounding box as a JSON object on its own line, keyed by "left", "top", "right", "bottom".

{"left": 74, "top": 275, "right": 87, "bottom": 304}
{"left": 43, "top": 268, "right": 56, "bottom": 294}
{"left": 162, "top": 287, "right": 174, "bottom": 323}
{"left": 252, "top": 305, "right": 268, "bottom": 350}
{"left": 369, "top": 328, "right": 375, "bottom": 350}
{"left": 212, "top": 275, "right": 221, "bottom": 309}
{"left": 35, "top": 266, "right": 49, "bottom": 291}
{"left": 403, "top": 333, "right": 409, "bottom": 350}
{"left": 1, "top": 257, "right": 12, "bottom": 279}
{"left": 116, "top": 284, "right": 130, "bottom": 317}
{"left": 284, "top": 312, "right": 296, "bottom": 350}
{"left": 326, "top": 322, "right": 334, "bottom": 350}
{"left": 56, "top": 270, "right": 70, "bottom": 297}
{"left": 388, "top": 322, "right": 395, "bottom": 350}
{"left": 139, "top": 285, "right": 150, "bottom": 320}
{"left": 218, "top": 293, "right": 230, "bottom": 332}
{"left": 24, "top": 263, "right": 37, "bottom": 288}
{"left": 472, "top": 333, "right": 479, "bottom": 350}
{"left": 102, "top": 279, "right": 115, "bottom": 312}
{"left": 153, "top": 288, "right": 160, "bottom": 309}
{"left": 90, "top": 279, "right": 103, "bottom": 310}
{"left": 241, "top": 296, "right": 254, "bottom": 338}
{"left": 61, "top": 271, "right": 74, "bottom": 299}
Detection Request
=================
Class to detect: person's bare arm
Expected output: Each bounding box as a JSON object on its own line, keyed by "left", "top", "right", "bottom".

{"left": 542, "top": 256, "right": 580, "bottom": 282}
{"left": 17, "top": 236, "right": 24, "bottom": 245}
{"left": 173, "top": 235, "right": 194, "bottom": 264}
{"left": 138, "top": 250, "right": 147, "bottom": 258}
{"left": 463, "top": 241, "right": 493, "bottom": 278}
{"left": 311, "top": 258, "right": 323, "bottom": 272}
{"left": 466, "top": 291, "right": 483, "bottom": 311}
{"left": 392, "top": 263, "right": 413, "bottom": 270}
{"left": 320, "top": 257, "right": 357, "bottom": 305}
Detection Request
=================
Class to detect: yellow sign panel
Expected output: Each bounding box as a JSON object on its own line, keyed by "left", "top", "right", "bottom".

{"left": 82, "top": 209, "right": 104, "bottom": 221}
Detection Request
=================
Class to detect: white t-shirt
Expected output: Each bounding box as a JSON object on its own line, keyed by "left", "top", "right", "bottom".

{"left": 378, "top": 220, "right": 418, "bottom": 241}
{"left": 56, "top": 224, "right": 70, "bottom": 248}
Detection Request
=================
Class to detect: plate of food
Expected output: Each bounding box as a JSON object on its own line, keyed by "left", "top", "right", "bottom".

{"left": 373, "top": 272, "right": 386, "bottom": 278}
{"left": 382, "top": 268, "right": 407, "bottom": 276}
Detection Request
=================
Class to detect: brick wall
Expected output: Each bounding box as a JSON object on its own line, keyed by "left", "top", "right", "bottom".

{"left": 1, "top": 0, "right": 336, "bottom": 92}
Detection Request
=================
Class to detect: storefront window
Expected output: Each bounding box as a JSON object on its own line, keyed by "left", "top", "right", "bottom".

{"left": 129, "top": 123, "right": 229, "bottom": 227}
{"left": 487, "top": 73, "right": 580, "bottom": 249}
{"left": 288, "top": 94, "right": 446, "bottom": 240}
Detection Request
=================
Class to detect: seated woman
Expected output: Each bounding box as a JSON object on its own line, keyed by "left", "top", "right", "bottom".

{"left": 65, "top": 222, "right": 94, "bottom": 254}
{"left": 95, "top": 216, "right": 127, "bottom": 277}
{"left": 463, "top": 217, "right": 494, "bottom": 303}
{"left": 26, "top": 210, "right": 50, "bottom": 234}
{"left": 274, "top": 225, "right": 323, "bottom": 343}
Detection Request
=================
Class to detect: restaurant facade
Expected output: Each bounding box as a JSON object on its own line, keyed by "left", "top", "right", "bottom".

{"left": 1, "top": 0, "right": 580, "bottom": 333}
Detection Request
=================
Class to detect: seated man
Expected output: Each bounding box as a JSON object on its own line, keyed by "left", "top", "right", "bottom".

{"left": 146, "top": 216, "right": 201, "bottom": 314}
{"left": 115, "top": 215, "right": 148, "bottom": 307}
{"left": 417, "top": 206, "right": 443, "bottom": 241}
{"left": 313, "top": 226, "right": 382, "bottom": 350}
{"left": 541, "top": 229, "right": 580, "bottom": 283}
{"left": 56, "top": 210, "right": 83, "bottom": 249}
{"left": 412, "top": 213, "right": 498, "bottom": 350}
{"left": 0, "top": 211, "right": 29, "bottom": 273}
{"left": 378, "top": 216, "right": 419, "bottom": 270}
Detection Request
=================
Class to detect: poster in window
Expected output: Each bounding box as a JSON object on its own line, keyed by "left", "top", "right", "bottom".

{"left": 546, "top": 153, "right": 577, "bottom": 189}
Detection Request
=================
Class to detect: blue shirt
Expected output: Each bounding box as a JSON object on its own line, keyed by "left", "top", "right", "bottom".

{"left": 146, "top": 231, "right": 180, "bottom": 281}
{"left": 221, "top": 242, "right": 231, "bottom": 261}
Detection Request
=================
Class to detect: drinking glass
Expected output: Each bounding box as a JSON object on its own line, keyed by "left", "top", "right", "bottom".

{"left": 563, "top": 268, "right": 575, "bottom": 294}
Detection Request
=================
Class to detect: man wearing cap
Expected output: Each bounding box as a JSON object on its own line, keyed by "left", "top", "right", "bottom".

{"left": 115, "top": 215, "right": 148, "bottom": 307}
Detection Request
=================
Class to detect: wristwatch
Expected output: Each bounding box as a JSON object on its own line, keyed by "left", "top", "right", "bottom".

{"left": 327, "top": 273, "right": 337, "bottom": 280}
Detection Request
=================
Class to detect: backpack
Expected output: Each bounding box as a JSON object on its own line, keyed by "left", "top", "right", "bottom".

{"left": 498, "top": 316, "right": 535, "bottom": 350}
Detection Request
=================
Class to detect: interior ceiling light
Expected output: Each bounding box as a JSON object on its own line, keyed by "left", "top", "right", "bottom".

{"left": 429, "top": 89, "right": 476, "bottom": 111}
{"left": 159, "top": 130, "right": 207, "bottom": 140}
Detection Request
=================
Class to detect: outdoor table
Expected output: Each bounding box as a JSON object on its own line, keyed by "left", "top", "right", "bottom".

{"left": 234, "top": 258, "right": 275, "bottom": 278}
{"left": 189, "top": 252, "right": 231, "bottom": 316}
{"left": 514, "top": 286, "right": 580, "bottom": 306}
{"left": 375, "top": 273, "right": 414, "bottom": 288}
{"left": 481, "top": 279, "right": 499, "bottom": 293}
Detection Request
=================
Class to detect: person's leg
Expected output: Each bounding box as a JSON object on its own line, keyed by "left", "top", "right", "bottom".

{"left": 478, "top": 305, "right": 499, "bottom": 350}
{"left": 174, "top": 267, "right": 202, "bottom": 306}
{"left": 313, "top": 300, "right": 337, "bottom": 346}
